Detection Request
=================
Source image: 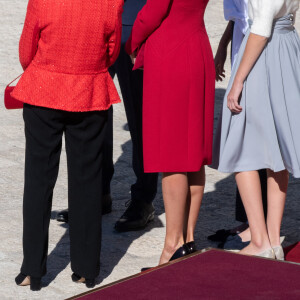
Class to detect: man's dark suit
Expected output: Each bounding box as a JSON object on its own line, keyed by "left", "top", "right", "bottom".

{"left": 109, "top": 0, "right": 158, "bottom": 204}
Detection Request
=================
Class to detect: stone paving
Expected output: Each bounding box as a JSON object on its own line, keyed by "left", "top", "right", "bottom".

{"left": 0, "top": 1, "right": 300, "bottom": 299}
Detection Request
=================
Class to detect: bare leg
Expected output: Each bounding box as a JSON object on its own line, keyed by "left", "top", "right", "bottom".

{"left": 235, "top": 171, "right": 271, "bottom": 255}
{"left": 159, "top": 172, "right": 188, "bottom": 264}
{"left": 185, "top": 167, "right": 206, "bottom": 243}
{"left": 266, "top": 169, "right": 289, "bottom": 247}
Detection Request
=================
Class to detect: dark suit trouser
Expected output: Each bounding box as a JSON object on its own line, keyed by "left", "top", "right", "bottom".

{"left": 235, "top": 169, "right": 268, "bottom": 223}
{"left": 103, "top": 107, "right": 114, "bottom": 195}
{"left": 21, "top": 104, "right": 107, "bottom": 278}
{"left": 109, "top": 25, "right": 158, "bottom": 203}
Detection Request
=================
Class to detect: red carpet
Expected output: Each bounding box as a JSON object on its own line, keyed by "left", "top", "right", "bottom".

{"left": 285, "top": 242, "right": 300, "bottom": 264}
{"left": 69, "top": 249, "right": 300, "bottom": 300}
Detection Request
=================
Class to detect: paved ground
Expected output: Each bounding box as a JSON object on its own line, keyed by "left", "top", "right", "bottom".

{"left": 0, "top": 1, "right": 300, "bottom": 299}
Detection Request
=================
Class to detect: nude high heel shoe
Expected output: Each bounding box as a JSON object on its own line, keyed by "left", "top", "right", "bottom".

{"left": 272, "top": 246, "right": 285, "bottom": 261}
{"left": 256, "top": 248, "right": 275, "bottom": 259}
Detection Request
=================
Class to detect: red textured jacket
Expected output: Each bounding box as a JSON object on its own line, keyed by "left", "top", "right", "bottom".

{"left": 12, "top": 0, "right": 123, "bottom": 112}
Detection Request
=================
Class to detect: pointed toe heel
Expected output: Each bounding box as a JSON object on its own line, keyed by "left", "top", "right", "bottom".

{"left": 72, "top": 273, "right": 95, "bottom": 288}
{"left": 169, "top": 244, "right": 190, "bottom": 261}
{"left": 15, "top": 273, "right": 41, "bottom": 290}
{"left": 273, "top": 246, "right": 285, "bottom": 261}
{"left": 71, "top": 273, "right": 83, "bottom": 282}
{"left": 257, "top": 248, "right": 275, "bottom": 259}
{"left": 15, "top": 273, "right": 30, "bottom": 286}
{"left": 141, "top": 244, "right": 191, "bottom": 271}
{"left": 186, "top": 241, "right": 197, "bottom": 253}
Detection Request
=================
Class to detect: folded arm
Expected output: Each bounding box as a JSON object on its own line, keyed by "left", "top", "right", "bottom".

{"left": 125, "top": 0, "right": 173, "bottom": 54}
{"left": 19, "top": 0, "right": 40, "bottom": 70}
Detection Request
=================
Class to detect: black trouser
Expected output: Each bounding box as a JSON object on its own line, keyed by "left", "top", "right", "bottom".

{"left": 235, "top": 169, "right": 268, "bottom": 223}
{"left": 103, "top": 107, "right": 114, "bottom": 195}
{"left": 21, "top": 104, "right": 107, "bottom": 278}
{"left": 109, "top": 25, "right": 158, "bottom": 203}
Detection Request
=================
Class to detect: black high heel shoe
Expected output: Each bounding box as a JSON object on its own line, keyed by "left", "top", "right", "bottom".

{"left": 72, "top": 273, "right": 95, "bottom": 288}
{"left": 141, "top": 244, "right": 191, "bottom": 272}
{"left": 169, "top": 244, "right": 190, "bottom": 261}
{"left": 15, "top": 273, "right": 41, "bottom": 291}
{"left": 186, "top": 241, "right": 197, "bottom": 254}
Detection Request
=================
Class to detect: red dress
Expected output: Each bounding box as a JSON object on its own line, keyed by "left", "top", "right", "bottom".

{"left": 12, "top": 0, "right": 123, "bottom": 112}
{"left": 126, "top": 0, "right": 215, "bottom": 172}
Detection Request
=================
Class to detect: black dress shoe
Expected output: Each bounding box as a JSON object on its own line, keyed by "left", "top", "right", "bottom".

{"left": 115, "top": 200, "right": 155, "bottom": 232}
{"left": 186, "top": 241, "right": 197, "bottom": 253}
{"left": 56, "top": 194, "right": 113, "bottom": 223}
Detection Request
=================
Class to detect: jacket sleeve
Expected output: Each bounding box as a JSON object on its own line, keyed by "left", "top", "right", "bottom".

{"left": 107, "top": 0, "right": 124, "bottom": 67}
{"left": 125, "top": 0, "right": 173, "bottom": 54}
{"left": 250, "top": 0, "right": 285, "bottom": 37}
{"left": 19, "top": 0, "right": 40, "bottom": 70}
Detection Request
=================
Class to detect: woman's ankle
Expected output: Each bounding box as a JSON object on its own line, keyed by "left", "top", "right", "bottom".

{"left": 250, "top": 235, "right": 271, "bottom": 250}
{"left": 269, "top": 237, "right": 281, "bottom": 247}
{"left": 163, "top": 237, "right": 184, "bottom": 254}
{"left": 267, "top": 229, "right": 281, "bottom": 247}
{"left": 185, "top": 233, "right": 194, "bottom": 243}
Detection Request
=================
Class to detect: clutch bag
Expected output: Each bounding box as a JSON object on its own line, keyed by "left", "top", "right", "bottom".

{"left": 4, "top": 75, "right": 24, "bottom": 109}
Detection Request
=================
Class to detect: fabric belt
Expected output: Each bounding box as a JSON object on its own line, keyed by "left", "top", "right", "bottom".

{"left": 249, "top": 14, "right": 295, "bottom": 35}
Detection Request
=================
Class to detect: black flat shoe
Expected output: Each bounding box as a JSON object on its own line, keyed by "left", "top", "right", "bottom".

{"left": 186, "top": 241, "right": 197, "bottom": 253}
{"left": 15, "top": 273, "right": 41, "bottom": 291}
{"left": 169, "top": 244, "right": 190, "bottom": 261}
{"left": 72, "top": 273, "right": 95, "bottom": 288}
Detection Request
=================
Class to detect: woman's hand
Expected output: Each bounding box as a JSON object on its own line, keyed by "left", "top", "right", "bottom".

{"left": 214, "top": 21, "right": 233, "bottom": 82}
{"left": 227, "top": 33, "right": 268, "bottom": 114}
{"left": 215, "top": 45, "right": 227, "bottom": 82}
{"left": 227, "top": 80, "right": 243, "bottom": 113}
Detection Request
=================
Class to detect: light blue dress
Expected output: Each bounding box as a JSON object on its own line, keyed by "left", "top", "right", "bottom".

{"left": 212, "top": 15, "right": 300, "bottom": 178}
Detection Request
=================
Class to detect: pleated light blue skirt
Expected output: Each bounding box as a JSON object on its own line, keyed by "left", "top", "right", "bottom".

{"left": 212, "top": 14, "right": 300, "bottom": 177}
